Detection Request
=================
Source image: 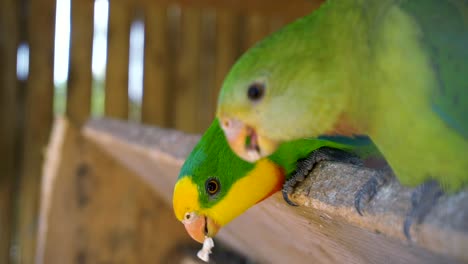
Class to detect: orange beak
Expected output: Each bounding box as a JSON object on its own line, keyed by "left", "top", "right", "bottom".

{"left": 182, "top": 212, "right": 220, "bottom": 244}
{"left": 219, "top": 117, "right": 278, "bottom": 162}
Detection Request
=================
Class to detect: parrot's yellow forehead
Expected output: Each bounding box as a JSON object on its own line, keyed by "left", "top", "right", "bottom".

{"left": 173, "top": 177, "right": 200, "bottom": 221}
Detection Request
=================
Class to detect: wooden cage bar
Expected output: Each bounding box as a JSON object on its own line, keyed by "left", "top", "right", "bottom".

{"left": 66, "top": 0, "right": 94, "bottom": 127}
{"left": 104, "top": 0, "right": 132, "bottom": 119}
{"left": 15, "top": 0, "right": 56, "bottom": 262}
{"left": 142, "top": 4, "right": 171, "bottom": 127}
{"left": 0, "top": 0, "right": 19, "bottom": 262}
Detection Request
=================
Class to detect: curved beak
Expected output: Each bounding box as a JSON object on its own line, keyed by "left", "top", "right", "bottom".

{"left": 219, "top": 117, "right": 278, "bottom": 162}
{"left": 182, "top": 212, "right": 220, "bottom": 244}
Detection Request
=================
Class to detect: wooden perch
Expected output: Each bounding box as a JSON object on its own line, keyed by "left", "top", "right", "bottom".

{"left": 81, "top": 118, "right": 468, "bottom": 264}
{"left": 36, "top": 118, "right": 200, "bottom": 263}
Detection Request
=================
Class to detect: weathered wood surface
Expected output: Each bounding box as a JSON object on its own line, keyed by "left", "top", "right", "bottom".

{"left": 0, "top": 0, "right": 19, "bottom": 262}
{"left": 83, "top": 118, "right": 468, "bottom": 264}
{"left": 36, "top": 119, "right": 199, "bottom": 264}
{"left": 67, "top": 0, "right": 94, "bottom": 127}
{"left": 15, "top": 0, "right": 56, "bottom": 262}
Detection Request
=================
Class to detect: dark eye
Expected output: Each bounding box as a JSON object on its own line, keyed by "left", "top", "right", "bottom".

{"left": 205, "top": 178, "right": 220, "bottom": 196}
{"left": 247, "top": 82, "right": 265, "bottom": 101}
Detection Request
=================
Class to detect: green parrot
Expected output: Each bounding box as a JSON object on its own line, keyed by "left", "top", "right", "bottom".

{"left": 216, "top": 0, "right": 468, "bottom": 237}
{"left": 173, "top": 118, "right": 381, "bottom": 243}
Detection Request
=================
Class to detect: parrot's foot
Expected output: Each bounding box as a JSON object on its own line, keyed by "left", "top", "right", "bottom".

{"left": 282, "top": 147, "right": 363, "bottom": 206}
{"left": 354, "top": 168, "right": 393, "bottom": 216}
{"left": 404, "top": 180, "right": 443, "bottom": 241}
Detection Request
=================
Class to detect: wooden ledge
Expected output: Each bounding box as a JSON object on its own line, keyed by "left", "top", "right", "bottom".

{"left": 83, "top": 118, "right": 468, "bottom": 264}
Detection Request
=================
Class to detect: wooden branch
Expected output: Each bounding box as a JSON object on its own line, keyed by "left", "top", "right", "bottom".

{"left": 83, "top": 118, "right": 468, "bottom": 264}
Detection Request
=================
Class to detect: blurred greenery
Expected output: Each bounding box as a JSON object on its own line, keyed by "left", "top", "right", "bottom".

{"left": 53, "top": 82, "right": 67, "bottom": 115}
{"left": 91, "top": 79, "right": 106, "bottom": 116}
{"left": 53, "top": 78, "right": 141, "bottom": 122}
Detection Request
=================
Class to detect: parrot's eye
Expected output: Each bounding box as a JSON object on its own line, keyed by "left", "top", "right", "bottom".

{"left": 247, "top": 82, "right": 265, "bottom": 101}
{"left": 205, "top": 178, "right": 220, "bottom": 196}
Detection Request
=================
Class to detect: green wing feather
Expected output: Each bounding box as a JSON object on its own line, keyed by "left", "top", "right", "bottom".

{"left": 401, "top": 0, "right": 468, "bottom": 138}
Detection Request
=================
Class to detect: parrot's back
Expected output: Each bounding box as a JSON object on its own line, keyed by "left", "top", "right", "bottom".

{"left": 215, "top": 0, "right": 468, "bottom": 192}
{"left": 366, "top": 0, "right": 468, "bottom": 191}
{"left": 400, "top": 0, "right": 468, "bottom": 138}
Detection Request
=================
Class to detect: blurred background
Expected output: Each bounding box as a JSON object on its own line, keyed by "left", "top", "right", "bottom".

{"left": 0, "top": 0, "right": 322, "bottom": 263}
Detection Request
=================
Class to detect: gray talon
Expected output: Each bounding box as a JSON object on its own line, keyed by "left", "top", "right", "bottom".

{"left": 354, "top": 168, "right": 392, "bottom": 216}
{"left": 404, "top": 180, "right": 443, "bottom": 241}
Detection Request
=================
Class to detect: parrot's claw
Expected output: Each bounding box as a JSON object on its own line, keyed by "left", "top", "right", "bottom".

{"left": 403, "top": 180, "right": 443, "bottom": 241}
{"left": 354, "top": 168, "right": 393, "bottom": 216}
{"left": 282, "top": 147, "right": 363, "bottom": 206}
{"left": 282, "top": 187, "right": 299, "bottom": 206}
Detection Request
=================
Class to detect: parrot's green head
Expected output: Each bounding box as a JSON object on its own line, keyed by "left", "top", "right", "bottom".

{"left": 216, "top": 7, "right": 351, "bottom": 162}
{"left": 173, "top": 119, "right": 285, "bottom": 243}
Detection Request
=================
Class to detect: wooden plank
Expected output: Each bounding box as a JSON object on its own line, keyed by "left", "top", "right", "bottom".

{"left": 66, "top": 0, "right": 94, "bottom": 127}
{"left": 105, "top": 0, "right": 132, "bottom": 119}
{"left": 140, "top": 0, "right": 323, "bottom": 22}
{"left": 0, "top": 0, "right": 18, "bottom": 262}
{"left": 83, "top": 118, "right": 468, "bottom": 264}
{"left": 173, "top": 8, "right": 203, "bottom": 133}
{"left": 243, "top": 14, "right": 270, "bottom": 51}
{"left": 36, "top": 118, "right": 198, "bottom": 264}
{"left": 141, "top": 4, "right": 170, "bottom": 127}
{"left": 215, "top": 10, "right": 240, "bottom": 104}
{"left": 15, "top": 0, "right": 56, "bottom": 262}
